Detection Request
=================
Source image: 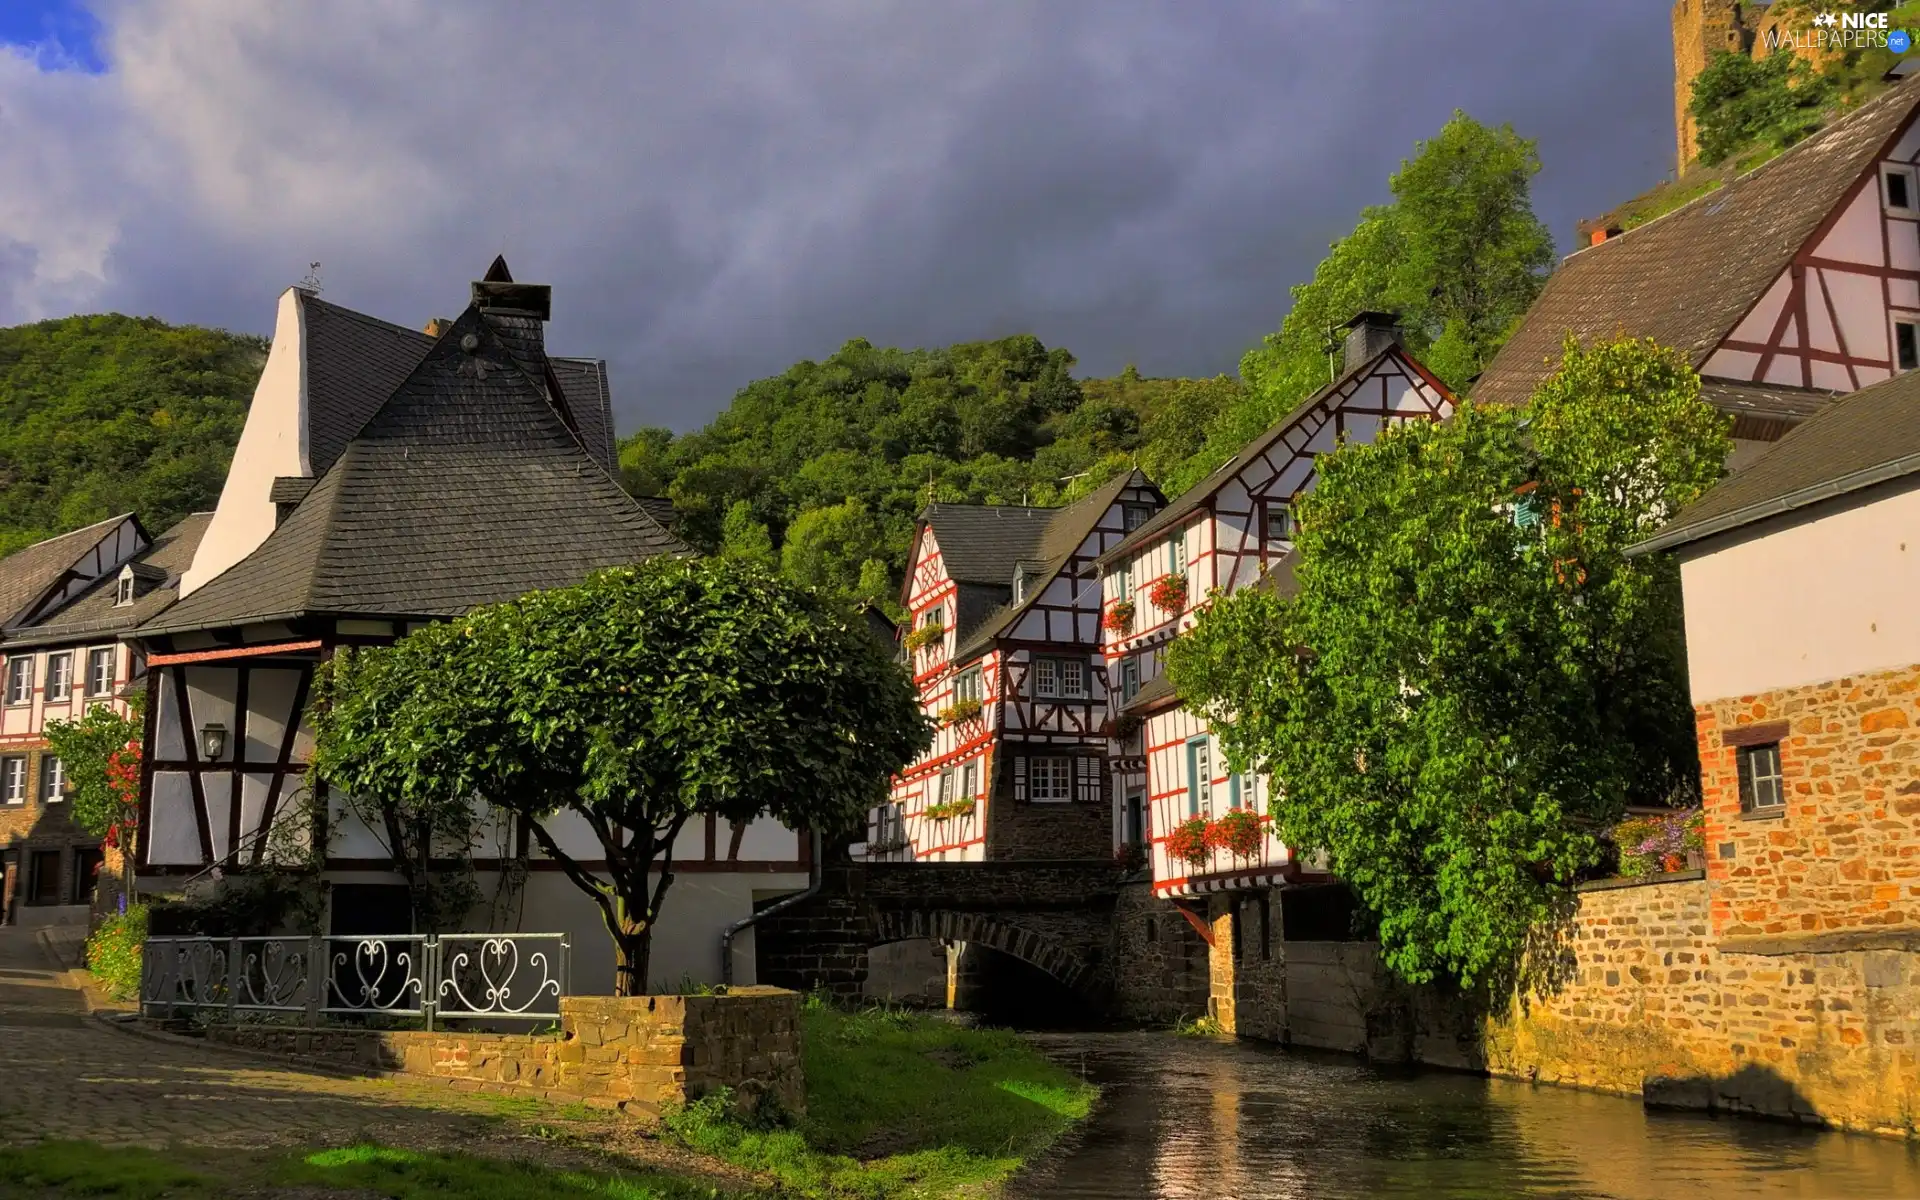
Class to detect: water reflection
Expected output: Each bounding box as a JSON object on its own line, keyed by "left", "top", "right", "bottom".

{"left": 1008, "top": 1033, "right": 1920, "bottom": 1199}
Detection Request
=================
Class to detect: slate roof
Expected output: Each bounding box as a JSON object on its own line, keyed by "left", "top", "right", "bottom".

{"left": 0, "top": 515, "right": 137, "bottom": 630}
{"left": 1099, "top": 347, "right": 1444, "bottom": 567}
{"left": 1119, "top": 672, "right": 1177, "bottom": 717}
{"left": 2, "top": 514, "right": 211, "bottom": 648}
{"left": 300, "top": 293, "right": 619, "bottom": 476}
{"left": 1631, "top": 364, "right": 1920, "bottom": 556}
{"left": 1476, "top": 76, "right": 1920, "bottom": 409}
{"left": 140, "top": 299, "right": 685, "bottom": 636}
{"left": 947, "top": 469, "right": 1153, "bottom": 663}
{"left": 920, "top": 505, "right": 1057, "bottom": 586}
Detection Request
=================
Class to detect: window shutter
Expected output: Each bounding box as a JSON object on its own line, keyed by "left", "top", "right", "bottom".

{"left": 1013, "top": 756, "right": 1027, "bottom": 802}
{"left": 1077, "top": 757, "right": 1099, "bottom": 804}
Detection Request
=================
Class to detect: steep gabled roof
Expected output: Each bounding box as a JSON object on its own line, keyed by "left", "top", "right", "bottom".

{"left": 1631, "top": 363, "right": 1920, "bottom": 557}
{"left": 2, "top": 513, "right": 212, "bottom": 647}
{"left": 0, "top": 515, "right": 136, "bottom": 630}
{"left": 920, "top": 505, "right": 1057, "bottom": 586}
{"left": 300, "top": 293, "right": 621, "bottom": 476}
{"left": 948, "top": 469, "right": 1154, "bottom": 663}
{"left": 1476, "top": 76, "right": 1920, "bottom": 408}
{"left": 139, "top": 303, "right": 685, "bottom": 636}
{"left": 1099, "top": 345, "right": 1448, "bottom": 567}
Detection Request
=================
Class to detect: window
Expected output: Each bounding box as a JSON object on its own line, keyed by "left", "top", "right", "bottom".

{"left": 86, "top": 648, "right": 115, "bottom": 696}
{"left": 956, "top": 667, "right": 983, "bottom": 704}
{"left": 1737, "top": 742, "right": 1785, "bottom": 812}
{"left": 1186, "top": 737, "right": 1212, "bottom": 818}
{"left": 1029, "top": 756, "right": 1073, "bottom": 803}
{"left": 1125, "top": 788, "right": 1145, "bottom": 845}
{"left": 1121, "top": 655, "right": 1140, "bottom": 702}
{"left": 29, "top": 850, "right": 60, "bottom": 906}
{"left": 1898, "top": 321, "right": 1919, "bottom": 372}
{"left": 115, "top": 573, "right": 135, "bottom": 606}
{"left": 71, "top": 848, "right": 103, "bottom": 905}
{"left": 0, "top": 757, "right": 23, "bottom": 804}
{"left": 1227, "top": 771, "right": 1244, "bottom": 811}
{"left": 38, "top": 757, "right": 64, "bottom": 803}
{"left": 934, "top": 768, "right": 952, "bottom": 807}
{"left": 1116, "top": 563, "right": 1133, "bottom": 601}
{"left": 1033, "top": 657, "right": 1087, "bottom": 699}
{"left": 45, "top": 653, "right": 72, "bottom": 703}
{"left": 1265, "top": 501, "right": 1294, "bottom": 543}
{"left": 1168, "top": 529, "right": 1186, "bottom": 575}
{"left": 1122, "top": 503, "right": 1152, "bottom": 532}
{"left": 5, "top": 657, "right": 31, "bottom": 706}
{"left": 960, "top": 761, "right": 978, "bottom": 799}
{"left": 1887, "top": 167, "right": 1914, "bottom": 211}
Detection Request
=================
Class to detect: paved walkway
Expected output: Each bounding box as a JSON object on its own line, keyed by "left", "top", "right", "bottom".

{"left": 0, "top": 927, "right": 526, "bottom": 1149}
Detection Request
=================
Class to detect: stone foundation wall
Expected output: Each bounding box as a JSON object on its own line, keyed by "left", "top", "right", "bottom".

{"left": 1107, "top": 880, "right": 1207, "bottom": 1024}
{"left": 200, "top": 989, "right": 804, "bottom": 1119}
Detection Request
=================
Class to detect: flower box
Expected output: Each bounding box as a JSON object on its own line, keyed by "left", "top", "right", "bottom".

{"left": 1166, "top": 816, "right": 1210, "bottom": 869}
{"left": 926, "top": 797, "right": 977, "bottom": 821}
{"left": 1148, "top": 574, "right": 1188, "bottom": 613}
{"left": 936, "top": 698, "right": 983, "bottom": 725}
{"left": 1205, "top": 808, "right": 1268, "bottom": 859}
{"left": 903, "top": 623, "right": 945, "bottom": 653}
{"left": 1103, "top": 601, "right": 1136, "bottom": 635}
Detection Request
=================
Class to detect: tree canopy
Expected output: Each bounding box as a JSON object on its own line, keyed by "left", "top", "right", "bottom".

{"left": 310, "top": 557, "right": 930, "bottom": 993}
{"left": 0, "top": 315, "right": 262, "bottom": 555}
{"left": 1166, "top": 337, "right": 1730, "bottom": 990}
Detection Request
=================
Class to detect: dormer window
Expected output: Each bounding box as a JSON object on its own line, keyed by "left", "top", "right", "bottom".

{"left": 1886, "top": 166, "right": 1916, "bottom": 213}
{"left": 1265, "top": 501, "right": 1294, "bottom": 543}
{"left": 115, "top": 569, "right": 135, "bottom": 607}
{"left": 1122, "top": 503, "right": 1153, "bottom": 532}
{"left": 1897, "top": 320, "right": 1919, "bottom": 372}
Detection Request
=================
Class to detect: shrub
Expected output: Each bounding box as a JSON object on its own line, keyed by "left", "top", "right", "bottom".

{"left": 1611, "top": 808, "right": 1703, "bottom": 877}
{"left": 86, "top": 904, "right": 147, "bottom": 1000}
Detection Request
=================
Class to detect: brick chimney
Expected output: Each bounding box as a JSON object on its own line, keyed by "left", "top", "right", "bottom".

{"left": 1589, "top": 225, "right": 1622, "bottom": 247}
{"left": 1341, "top": 311, "right": 1402, "bottom": 373}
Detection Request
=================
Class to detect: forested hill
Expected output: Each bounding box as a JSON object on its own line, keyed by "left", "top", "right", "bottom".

{"left": 0, "top": 315, "right": 264, "bottom": 556}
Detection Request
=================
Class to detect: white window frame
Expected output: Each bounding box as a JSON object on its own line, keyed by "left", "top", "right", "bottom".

{"left": 1032, "top": 657, "right": 1057, "bottom": 698}
{"left": 115, "top": 573, "right": 135, "bottom": 606}
{"left": 1029, "top": 756, "right": 1073, "bottom": 803}
{"left": 39, "top": 756, "right": 64, "bottom": 803}
{"left": 45, "top": 653, "right": 72, "bottom": 703}
{"left": 1265, "top": 500, "right": 1294, "bottom": 543}
{"left": 1187, "top": 736, "right": 1212, "bottom": 818}
{"left": 5, "top": 657, "right": 32, "bottom": 706}
{"left": 86, "top": 648, "right": 115, "bottom": 697}
{"left": 1738, "top": 742, "right": 1785, "bottom": 811}
{"left": 1121, "top": 655, "right": 1140, "bottom": 702}
{"left": 0, "top": 757, "right": 25, "bottom": 805}
{"left": 960, "top": 761, "right": 978, "bottom": 800}
{"left": 956, "top": 666, "right": 983, "bottom": 704}
{"left": 1122, "top": 503, "right": 1152, "bottom": 532}
{"left": 1885, "top": 165, "right": 1917, "bottom": 213}
{"left": 1168, "top": 528, "right": 1186, "bottom": 576}
{"left": 1116, "top": 563, "right": 1133, "bottom": 601}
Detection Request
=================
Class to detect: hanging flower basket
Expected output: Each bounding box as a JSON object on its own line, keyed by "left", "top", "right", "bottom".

{"left": 1206, "top": 809, "right": 1267, "bottom": 859}
{"left": 1166, "top": 816, "right": 1210, "bottom": 868}
{"left": 936, "top": 697, "right": 984, "bottom": 725}
{"left": 926, "top": 797, "right": 977, "bottom": 821}
{"left": 903, "top": 623, "right": 945, "bottom": 653}
{"left": 1148, "top": 574, "right": 1188, "bottom": 613}
{"left": 1103, "top": 601, "right": 1136, "bottom": 635}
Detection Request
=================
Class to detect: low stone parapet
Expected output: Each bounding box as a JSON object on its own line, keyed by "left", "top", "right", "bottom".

{"left": 196, "top": 987, "right": 804, "bottom": 1119}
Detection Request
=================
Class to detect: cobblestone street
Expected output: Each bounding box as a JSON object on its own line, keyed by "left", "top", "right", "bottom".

{"left": 0, "top": 927, "right": 556, "bottom": 1150}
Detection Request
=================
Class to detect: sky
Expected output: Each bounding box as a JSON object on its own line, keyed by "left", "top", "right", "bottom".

{"left": 0, "top": 1, "right": 1679, "bottom": 433}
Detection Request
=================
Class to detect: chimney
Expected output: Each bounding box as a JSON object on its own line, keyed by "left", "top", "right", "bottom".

{"left": 1340, "top": 311, "right": 1402, "bottom": 373}
{"left": 1589, "top": 225, "right": 1622, "bottom": 247}
{"left": 469, "top": 254, "right": 580, "bottom": 438}
{"left": 470, "top": 254, "right": 551, "bottom": 321}
{"left": 423, "top": 317, "right": 454, "bottom": 338}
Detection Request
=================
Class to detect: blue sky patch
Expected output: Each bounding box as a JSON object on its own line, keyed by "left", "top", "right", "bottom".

{"left": 0, "top": 0, "right": 105, "bottom": 73}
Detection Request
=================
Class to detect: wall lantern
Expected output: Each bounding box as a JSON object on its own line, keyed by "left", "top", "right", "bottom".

{"left": 200, "top": 722, "right": 228, "bottom": 762}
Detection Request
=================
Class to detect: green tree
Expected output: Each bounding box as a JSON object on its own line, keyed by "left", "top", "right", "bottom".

{"left": 1166, "top": 337, "right": 1729, "bottom": 990}
{"left": 43, "top": 697, "right": 143, "bottom": 841}
{"left": 0, "top": 315, "right": 263, "bottom": 555}
{"left": 1689, "top": 49, "right": 1833, "bottom": 166}
{"left": 1220, "top": 112, "right": 1553, "bottom": 481}
{"left": 781, "top": 498, "right": 893, "bottom": 611}
{"left": 717, "top": 500, "right": 776, "bottom": 570}
{"left": 309, "top": 558, "right": 930, "bottom": 993}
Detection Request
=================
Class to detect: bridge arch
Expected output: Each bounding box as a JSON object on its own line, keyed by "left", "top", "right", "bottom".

{"left": 872, "top": 908, "right": 1098, "bottom": 995}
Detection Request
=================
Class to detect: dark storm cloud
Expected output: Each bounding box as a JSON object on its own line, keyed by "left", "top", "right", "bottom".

{"left": 0, "top": 1, "right": 1675, "bottom": 432}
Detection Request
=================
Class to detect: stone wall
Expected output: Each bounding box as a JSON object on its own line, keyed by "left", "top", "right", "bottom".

{"left": 1106, "top": 880, "right": 1207, "bottom": 1024}
{"left": 1696, "top": 663, "right": 1920, "bottom": 942}
{"left": 200, "top": 989, "right": 804, "bottom": 1119}
{"left": 986, "top": 747, "right": 1112, "bottom": 861}
{"left": 0, "top": 744, "right": 104, "bottom": 921}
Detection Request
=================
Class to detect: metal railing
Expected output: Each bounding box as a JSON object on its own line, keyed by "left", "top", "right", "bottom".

{"left": 140, "top": 933, "right": 569, "bottom": 1029}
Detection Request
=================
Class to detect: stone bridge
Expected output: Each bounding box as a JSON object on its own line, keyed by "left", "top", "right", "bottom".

{"left": 755, "top": 860, "right": 1125, "bottom": 1003}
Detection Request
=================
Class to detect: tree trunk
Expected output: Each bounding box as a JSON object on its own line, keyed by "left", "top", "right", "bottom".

{"left": 610, "top": 893, "right": 652, "bottom": 997}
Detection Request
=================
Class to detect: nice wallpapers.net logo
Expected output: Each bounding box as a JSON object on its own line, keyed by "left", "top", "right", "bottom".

{"left": 1767, "top": 10, "right": 1912, "bottom": 53}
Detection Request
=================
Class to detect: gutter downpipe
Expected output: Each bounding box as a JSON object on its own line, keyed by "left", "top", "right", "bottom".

{"left": 720, "top": 829, "right": 823, "bottom": 989}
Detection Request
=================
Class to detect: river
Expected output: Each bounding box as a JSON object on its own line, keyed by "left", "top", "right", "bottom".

{"left": 1007, "top": 1032, "right": 1920, "bottom": 1199}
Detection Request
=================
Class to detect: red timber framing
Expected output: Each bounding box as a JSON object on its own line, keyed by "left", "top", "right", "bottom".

{"left": 1097, "top": 345, "right": 1453, "bottom": 896}
{"left": 1702, "top": 108, "right": 1920, "bottom": 393}
{"left": 877, "top": 474, "right": 1162, "bottom": 863}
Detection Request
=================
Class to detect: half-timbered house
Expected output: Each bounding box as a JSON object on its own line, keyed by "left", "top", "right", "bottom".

{"left": 129, "top": 260, "right": 812, "bottom": 991}
{"left": 0, "top": 513, "right": 208, "bottom": 922}
{"left": 1479, "top": 72, "right": 1920, "bottom": 467}
{"left": 872, "top": 469, "right": 1164, "bottom": 863}
{"left": 1094, "top": 315, "right": 1454, "bottom": 899}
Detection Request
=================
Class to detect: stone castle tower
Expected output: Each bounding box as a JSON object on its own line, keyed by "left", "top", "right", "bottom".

{"left": 1671, "top": 0, "right": 1821, "bottom": 172}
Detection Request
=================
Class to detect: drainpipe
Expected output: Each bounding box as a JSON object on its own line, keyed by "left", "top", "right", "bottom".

{"left": 720, "top": 829, "right": 823, "bottom": 989}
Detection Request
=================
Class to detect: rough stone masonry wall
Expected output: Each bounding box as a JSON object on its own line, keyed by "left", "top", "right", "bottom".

{"left": 1696, "top": 662, "right": 1920, "bottom": 943}
{"left": 1466, "top": 876, "right": 1920, "bottom": 1137}
{"left": 1106, "top": 880, "right": 1208, "bottom": 1024}
{"left": 201, "top": 989, "right": 804, "bottom": 1120}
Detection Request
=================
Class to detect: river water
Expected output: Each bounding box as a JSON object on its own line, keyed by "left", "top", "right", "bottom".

{"left": 1006, "top": 1033, "right": 1920, "bottom": 1199}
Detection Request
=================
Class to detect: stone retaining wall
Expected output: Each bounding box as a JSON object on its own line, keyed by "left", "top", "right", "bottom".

{"left": 198, "top": 988, "right": 804, "bottom": 1119}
